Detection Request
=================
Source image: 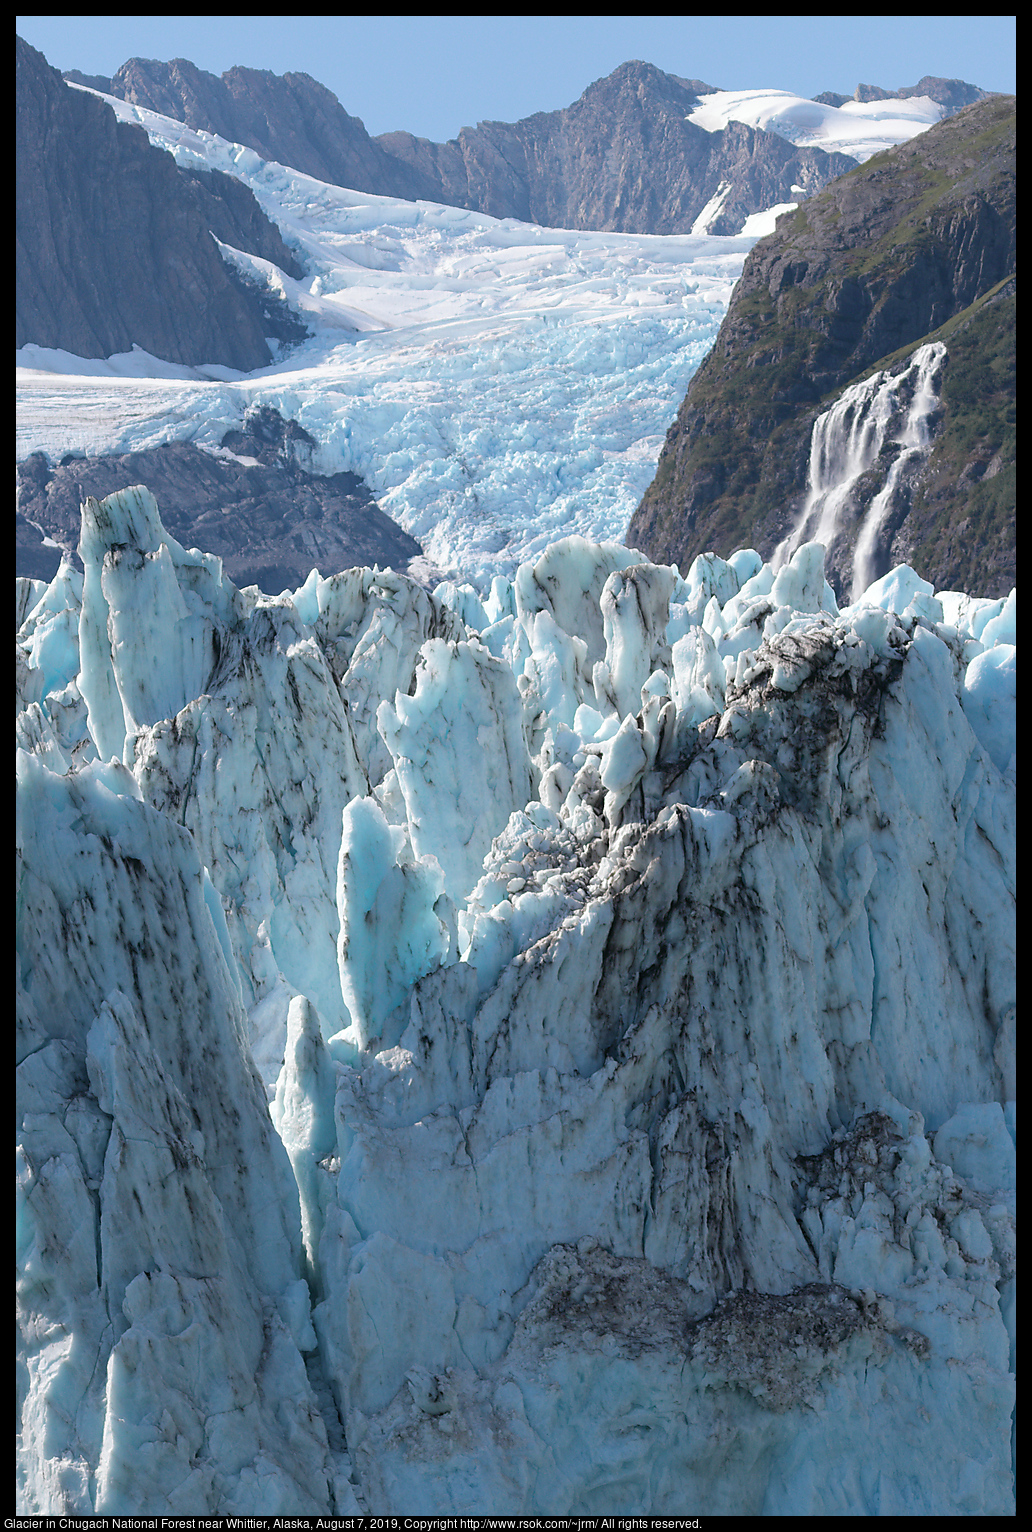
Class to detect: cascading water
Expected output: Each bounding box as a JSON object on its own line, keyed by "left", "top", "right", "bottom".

{"left": 849, "top": 342, "right": 947, "bottom": 599}
{"left": 773, "top": 342, "right": 946, "bottom": 599}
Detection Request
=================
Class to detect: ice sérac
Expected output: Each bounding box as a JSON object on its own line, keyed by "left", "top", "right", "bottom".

{"left": 17, "top": 486, "right": 1015, "bottom": 1514}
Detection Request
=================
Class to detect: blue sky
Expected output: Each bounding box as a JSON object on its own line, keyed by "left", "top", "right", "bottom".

{"left": 16, "top": 14, "right": 1016, "bottom": 144}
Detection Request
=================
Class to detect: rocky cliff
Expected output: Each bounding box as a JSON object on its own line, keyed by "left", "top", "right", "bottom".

{"left": 627, "top": 95, "right": 1015, "bottom": 598}
{"left": 93, "top": 57, "right": 858, "bottom": 236}
{"left": 17, "top": 37, "right": 307, "bottom": 370}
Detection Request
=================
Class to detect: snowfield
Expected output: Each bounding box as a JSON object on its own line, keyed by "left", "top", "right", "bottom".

{"left": 687, "top": 87, "right": 944, "bottom": 161}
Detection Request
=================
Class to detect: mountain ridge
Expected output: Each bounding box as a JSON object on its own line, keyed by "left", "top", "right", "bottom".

{"left": 76, "top": 56, "right": 876, "bottom": 235}
{"left": 813, "top": 75, "right": 995, "bottom": 113}
{"left": 372, "top": 60, "right": 861, "bottom": 235}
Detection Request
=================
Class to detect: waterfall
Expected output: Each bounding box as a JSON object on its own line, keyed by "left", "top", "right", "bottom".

{"left": 773, "top": 342, "right": 946, "bottom": 598}
{"left": 849, "top": 343, "right": 946, "bottom": 599}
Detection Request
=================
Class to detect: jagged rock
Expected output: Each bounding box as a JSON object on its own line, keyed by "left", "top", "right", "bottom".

{"left": 105, "top": 53, "right": 435, "bottom": 201}
{"left": 16, "top": 36, "right": 305, "bottom": 370}
{"left": 627, "top": 95, "right": 1015, "bottom": 598}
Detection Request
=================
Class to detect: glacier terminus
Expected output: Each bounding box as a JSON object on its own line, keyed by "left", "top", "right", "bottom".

{"left": 17, "top": 480, "right": 1014, "bottom": 1514}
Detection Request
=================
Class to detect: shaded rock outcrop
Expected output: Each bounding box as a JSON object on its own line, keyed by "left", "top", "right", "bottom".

{"left": 627, "top": 95, "right": 1015, "bottom": 598}
{"left": 17, "top": 408, "right": 422, "bottom": 593}
{"left": 17, "top": 37, "right": 306, "bottom": 370}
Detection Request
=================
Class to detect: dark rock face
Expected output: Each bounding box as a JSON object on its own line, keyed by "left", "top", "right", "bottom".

{"left": 175, "top": 166, "right": 305, "bottom": 280}
{"left": 627, "top": 96, "right": 1016, "bottom": 599}
{"left": 99, "top": 56, "right": 859, "bottom": 236}
{"left": 17, "top": 408, "right": 422, "bottom": 593}
{"left": 16, "top": 37, "right": 306, "bottom": 370}
{"left": 15, "top": 510, "right": 65, "bottom": 584}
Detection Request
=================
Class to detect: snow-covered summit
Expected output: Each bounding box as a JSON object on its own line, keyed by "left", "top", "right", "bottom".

{"left": 688, "top": 87, "right": 945, "bottom": 161}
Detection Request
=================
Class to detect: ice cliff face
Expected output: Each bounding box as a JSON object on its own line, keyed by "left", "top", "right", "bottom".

{"left": 17, "top": 488, "right": 1015, "bottom": 1514}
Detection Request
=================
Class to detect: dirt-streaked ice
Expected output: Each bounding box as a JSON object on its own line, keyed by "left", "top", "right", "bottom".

{"left": 17, "top": 484, "right": 1014, "bottom": 1514}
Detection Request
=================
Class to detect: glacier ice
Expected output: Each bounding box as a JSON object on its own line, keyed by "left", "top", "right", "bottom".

{"left": 16, "top": 486, "right": 1015, "bottom": 1514}
{"left": 18, "top": 91, "right": 754, "bottom": 588}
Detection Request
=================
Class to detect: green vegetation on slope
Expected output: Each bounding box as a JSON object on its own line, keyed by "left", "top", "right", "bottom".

{"left": 902, "top": 281, "right": 1015, "bottom": 593}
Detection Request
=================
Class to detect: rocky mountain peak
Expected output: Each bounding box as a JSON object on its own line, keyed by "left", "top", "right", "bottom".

{"left": 574, "top": 57, "right": 720, "bottom": 109}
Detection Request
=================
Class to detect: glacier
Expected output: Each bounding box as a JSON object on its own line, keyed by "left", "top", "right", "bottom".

{"left": 17, "top": 86, "right": 753, "bottom": 587}
{"left": 16, "top": 483, "right": 1015, "bottom": 1514}
{"left": 22, "top": 80, "right": 936, "bottom": 591}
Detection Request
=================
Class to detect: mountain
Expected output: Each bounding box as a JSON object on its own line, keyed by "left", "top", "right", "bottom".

{"left": 86, "top": 57, "right": 863, "bottom": 235}
{"left": 16, "top": 37, "right": 307, "bottom": 370}
{"left": 627, "top": 95, "right": 1016, "bottom": 599}
{"left": 15, "top": 36, "right": 1016, "bottom": 1516}
{"left": 17, "top": 489, "right": 1015, "bottom": 1513}
{"left": 15, "top": 90, "right": 755, "bottom": 594}
{"left": 17, "top": 38, "right": 425, "bottom": 594}
{"left": 92, "top": 52, "right": 435, "bottom": 203}
{"left": 18, "top": 41, "right": 1011, "bottom": 601}
{"left": 373, "top": 62, "right": 863, "bottom": 236}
